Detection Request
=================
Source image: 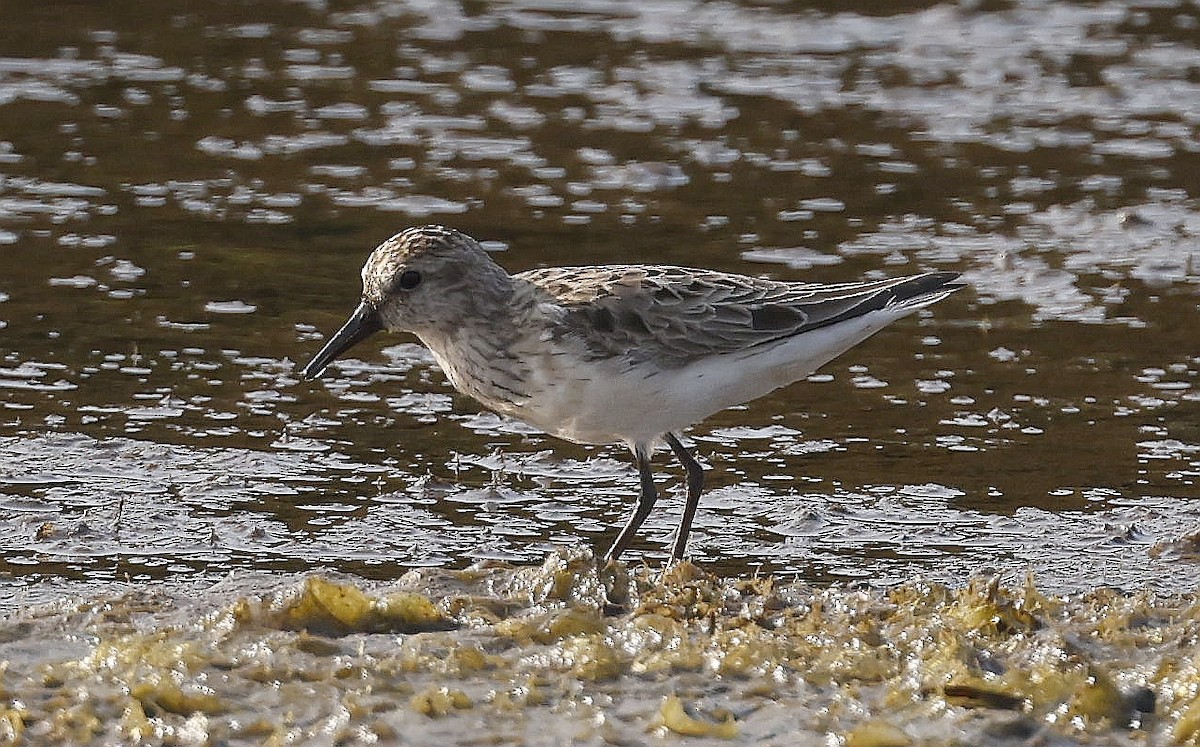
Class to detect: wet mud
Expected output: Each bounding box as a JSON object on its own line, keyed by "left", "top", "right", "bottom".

{"left": 1, "top": 551, "right": 1194, "bottom": 746}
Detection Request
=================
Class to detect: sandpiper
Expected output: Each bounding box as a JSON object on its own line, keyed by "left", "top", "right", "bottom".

{"left": 301, "top": 226, "right": 964, "bottom": 563}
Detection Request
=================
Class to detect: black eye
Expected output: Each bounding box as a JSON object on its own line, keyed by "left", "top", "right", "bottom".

{"left": 397, "top": 270, "right": 421, "bottom": 290}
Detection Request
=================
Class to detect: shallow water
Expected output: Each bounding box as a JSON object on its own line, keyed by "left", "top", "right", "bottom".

{"left": 1, "top": 0, "right": 1200, "bottom": 654}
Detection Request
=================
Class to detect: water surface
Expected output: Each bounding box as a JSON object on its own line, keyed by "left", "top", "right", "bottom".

{"left": 1, "top": 0, "right": 1199, "bottom": 605}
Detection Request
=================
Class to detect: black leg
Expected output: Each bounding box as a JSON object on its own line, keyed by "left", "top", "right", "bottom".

{"left": 665, "top": 432, "right": 704, "bottom": 560}
{"left": 602, "top": 444, "right": 658, "bottom": 564}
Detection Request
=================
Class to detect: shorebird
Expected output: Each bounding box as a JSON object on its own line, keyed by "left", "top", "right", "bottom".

{"left": 301, "top": 225, "right": 963, "bottom": 563}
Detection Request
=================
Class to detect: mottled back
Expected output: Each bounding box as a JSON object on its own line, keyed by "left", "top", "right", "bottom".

{"left": 517, "top": 265, "right": 961, "bottom": 367}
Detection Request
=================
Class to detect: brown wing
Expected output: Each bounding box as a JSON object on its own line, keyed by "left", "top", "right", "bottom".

{"left": 516, "top": 265, "right": 962, "bottom": 368}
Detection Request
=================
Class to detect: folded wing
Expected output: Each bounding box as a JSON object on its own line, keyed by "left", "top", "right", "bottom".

{"left": 519, "top": 266, "right": 963, "bottom": 368}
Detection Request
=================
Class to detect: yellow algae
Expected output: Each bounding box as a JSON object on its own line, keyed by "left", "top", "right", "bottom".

{"left": 488, "top": 689, "right": 520, "bottom": 712}
{"left": 561, "top": 634, "right": 625, "bottom": 681}
{"left": 799, "top": 619, "right": 901, "bottom": 685}
{"left": 627, "top": 613, "right": 704, "bottom": 675}
{"left": 370, "top": 719, "right": 399, "bottom": 741}
{"left": 131, "top": 679, "right": 222, "bottom": 716}
{"left": 1065, "top": 666, "right": 1133, "bottom": 727}
{"left": 68, "top": 632, "right": 226, "bottom": 719}
{"left": 1021, "top": 665, "right": 1091, "bottom": 716}
{"left": 707, "top": 625, "right": 785, "bottom": 679}
{"left": 443, "top": 593, "right": 518, "bottom": 625}
{"left": 410, "top": 686, "right": 472, "bottom": 718}
{"left": 235, "top": 576, "right": 451, "bottom": 635}
{"left": 492, "top": 616, "right": 536, "bottom": 643}
{"left": 374, "top": 638, "right": 502, "bottom": 680}
{"left": 660, "top": 560, "right": 710, "bottom": 586}
{"left": 376, "top": 590, "right": 451, "bottom": 630}
{"left": 285, "top": 577, "right": 375, "bottom": 632}
{"left": 944, "top": 577, "right": 1039, "bottom": 638}
{"left": 451, "top": 643, "right": 491, "bottom": 673}
{"left": 396, "top": 638, "right": 506, "bottom": 678}
{"left": 628, "top": 611, "right": 687, "bottom": 644}
{"left": 1094, "top": 589, "right": 1168, "bottom": 643}
{"left": 535, "top": 608, "right": 607, "bottom": 643}
{"left": 1019, "top": 573, "right": 1058, "bottom": 617}
{"left": 490, "top": 677, "right": 553, "bottom": 712}
{"left": 119, "top": 698, "right": 152, "bottom": 742}
{"left": 885, "top": 580, "right": 937, "bottom": 610}
{"left": 45, "top": 702, "right": 104, "bottom": 744}
{"left": 844, "top": 720, "right": 912, "bottom": 747}
{"left": 502, "top": 550, "right": 608, "bottom": 609}
{"left": 904, "top": 634, "right": 984, "bottom": 697}
{"left": 1165, "top": 656, "right": 1200, "bottom": 743}
{"left": 81, "top": 632, "right": 209, "bottom": 675}
{"left": 0, "top": 708, "right": 23, "bottom": 743}
{"left": 379, "top": 633, "right": 449, "bottom": 677}
{"left": 490, "top": 672, "right": 554, "bottom": 711}
{"left": 636, "top": 566, "right": 726, "bottom": 622}
{"left": 3, "top": 554, "right": 1198, "bottom": 745}
{"left": 1174, "top": 695, "right": 1200, "bottom": 745}
{"left": 293, "top": 630, "right": 342, "bottom": 657}
{"left": 657, "top": 694, "right": 738, "bottom": 738}
{"left": 494, "top": 607, "right": 607, "bottom": 645}
{"left": 339, "top": 691, "right": 376, "bottom": 721}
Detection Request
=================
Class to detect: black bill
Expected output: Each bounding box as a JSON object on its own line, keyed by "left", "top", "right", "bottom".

{"left": 300, "top": 300, "right": 384, "bottom": 380}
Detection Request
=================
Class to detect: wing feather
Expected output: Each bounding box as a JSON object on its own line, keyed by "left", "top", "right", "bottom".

{"left": 515, "top": 265, "right": 962, "bottom": 367}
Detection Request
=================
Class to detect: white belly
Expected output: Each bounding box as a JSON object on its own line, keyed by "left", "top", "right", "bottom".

{"left": 508, "top": 307, "right": 906, "bottom": 448}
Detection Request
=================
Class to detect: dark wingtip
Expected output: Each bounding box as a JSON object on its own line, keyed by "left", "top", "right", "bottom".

{"left": 925, "top": 270, "right": 967, "bottom": 290}
{"left": 863, "top": 271, "right": 965, "bottom": 317}
{"left": 906, "top": 271, "right": 967, "bottom": 298}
